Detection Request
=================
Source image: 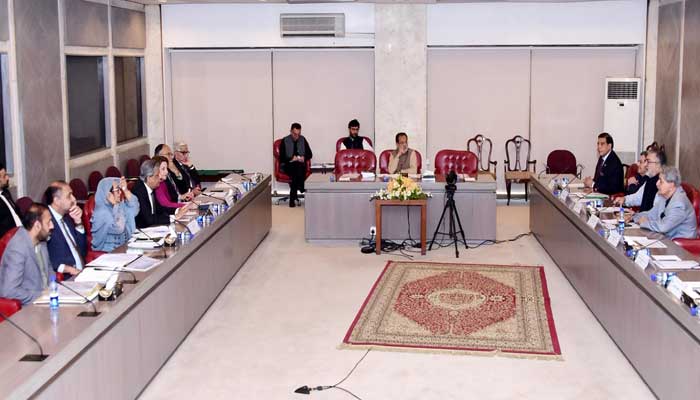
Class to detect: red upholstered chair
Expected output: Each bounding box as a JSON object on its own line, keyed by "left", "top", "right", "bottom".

{"left": 504, "top": 135, "right": 536, "bottom": 205}
{"left": 87, "top": 171, "right": 103, "bottom": 194}
{"left": 378, "top": 149, "right": 423, "bottom": 174}
{"left": 105, "top": 166, "right": 121, "bottom": 178}
{"left": 125, "top": 159, "right": 140, "bottom": 179}
{"left": 674, "top": 183, "right": 700, "bottom": 255}
{"left": 15, "top": 197, "right": 33, "bottom": 217}
{"left": 70, "top": 178, "right": 89, "bottom": 206}
{"left": 82, "top": 194, "right": 106, "bottom": 263}
{"left": 273, "top": 139, "right": 311, "bottom": 205}
{"left": 0, "top": 227, "right": 21, "bottom": 320}
{"left": 139, "top": 154, "right": 151, "bottom": 165}
{"left": 335, "top": 136, "right": 374, "bottom": 152}
{"left": 433, "top": 150, "right": 477, "bottom": 176}
{"left": 467, "top": 134, "right": 497, "bottom": 177}
{"left": 334, "top": 149, "right": 376, "bottom": 176}
{"left": 546, "top": 150, "right": 583, "bottom": 178}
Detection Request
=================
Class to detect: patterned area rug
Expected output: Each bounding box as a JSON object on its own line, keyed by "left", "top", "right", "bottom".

{"left": 342, "top": 261, "right": 561, "bottom": 359}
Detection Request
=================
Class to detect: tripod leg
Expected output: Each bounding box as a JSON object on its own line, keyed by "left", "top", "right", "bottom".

{"left": 429, "top": 198, "right": 449, "bottom": 250}
{"left": 449, "top": 201, "right": 459, "bottom": 258}
{"left": 451, "top": 201, "right": 469, "bottom": 249}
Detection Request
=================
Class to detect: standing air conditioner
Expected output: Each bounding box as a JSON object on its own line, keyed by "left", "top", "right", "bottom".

{"left": 603, "top": 78, "right": 641, "bottom": 165}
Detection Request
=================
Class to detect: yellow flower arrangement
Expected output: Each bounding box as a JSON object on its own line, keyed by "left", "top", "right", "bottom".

{"left": 372, "top": 176, "right": 431, "bottom": 201}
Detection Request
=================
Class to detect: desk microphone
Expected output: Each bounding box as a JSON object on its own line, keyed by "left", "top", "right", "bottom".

{"left": 173, "top": 219, "right": 194, "bottom": 235}
{"left": 92, "top": 267, "right": 138, "bottom": 284}
{"left": 136, "top": 228, "right": 167, "bottom": 258}
{"left": 0, "top": 310, "right": 48, "bottom": 361}
{"left": 198, "top": 192, "right": 223, "bottom": 201}
{"left": 56, "top": 281, "right": 100, "bottom": 317}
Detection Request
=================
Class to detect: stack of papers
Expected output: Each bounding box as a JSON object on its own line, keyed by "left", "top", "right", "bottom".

{"left": 338, "top": 173, "right": 359, "bottom": 181}
{"left": 624, "top": 236, "right": 667, "bottom": 249}
{"left": 360, "top": 172, "right": 375, "bottom": 181}
{"left": 34, "top": 281, "right": 101, "bottom": 304}
{"left": 654, "top": 260, "right": 700, "bottom": 270}
{"left": 87, "top": 253, "right": 141, "bottom": 269}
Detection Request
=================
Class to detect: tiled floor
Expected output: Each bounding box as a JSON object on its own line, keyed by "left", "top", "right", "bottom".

{"left": 140, "top": 201, "right": 654, "bottom": 400}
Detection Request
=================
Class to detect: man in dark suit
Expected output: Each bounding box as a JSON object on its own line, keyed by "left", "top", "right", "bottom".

{"left": 173, "top": 141, "right": 201, "bottom": 196}
{"left": 339, "top": 119, "right": 373, "bottom": 151}
{"left": 0, "top": 203, "right": 55, "bottom": 305}
{"left": 132, "top": 159, "right": 191, "bottom": 228}
{"left": 44, "top": 181, "right": 86, "bottom": 277}
{"left": 0, "top": 164, "right": 22, "bottom": 238}
{"left": 584, "top": 132, "right": 624, "bottom": 195}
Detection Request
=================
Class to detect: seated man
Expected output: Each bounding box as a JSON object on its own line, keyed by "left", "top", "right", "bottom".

{"left": 339, "top": 119, "right": 373, "bottom": 151}
{"left": 154, "top": 143, "right": 193, "bottom": 200}
{"left": 278, "top": 122, "right": 313, "bottom": 208}
{"left": 583, "top": 132, "right": 624, "bottom": 195}
{"left": 626, "top": 151, "right": 648, "bottom": 195}
{"left": 0, "top": 203, "right": 55, "bottom": 305}
{"left": 632, "top": 166, "right": 697, "bottom": 239}
{"left": 173, "top": 141, "right": 201, "bottom": 195}
{"left": 614, "top": 148, "right": 665, "bottom": 212}
{"left": 132, "top": 159, "right": 190, "bottom": 228}
{"left": 0, "top": 164, "right": 22, "bottom": 238}
{"left": 44, "top": 181, "right": 87, "bottom": 277}
{"left": 387, "top": 132, "right": 418, "bottom": 174}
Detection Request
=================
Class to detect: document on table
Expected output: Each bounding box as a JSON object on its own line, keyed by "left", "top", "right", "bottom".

{"left": 652, "top": 255, "right": 681, "bottom": 261}
{"left": 33, "top": 281, "right": 101, "bottom": 304}
{"left": 624, "top": 236, "right": 667, "bottom": 248}
{"left": 87, "top": 253, "right": 141, "bottom": 269}
{"left": 567, "top": 182, "right": 585, "bottom": 189}
{"left": 653, "top": 260, "right": 700, "bottom": 270}
{"left": 133, "top": 226, "right": 170, "bottom": 239}
{"left": 75, "top": 268, "right": 119, "bottom": 283}
{"left": 122, "top": 255, "right": 161, "bottom": 272}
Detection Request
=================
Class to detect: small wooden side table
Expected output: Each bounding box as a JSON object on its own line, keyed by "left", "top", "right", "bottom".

{"left": 374, "top": 199, "right": 427, "bottom": 255}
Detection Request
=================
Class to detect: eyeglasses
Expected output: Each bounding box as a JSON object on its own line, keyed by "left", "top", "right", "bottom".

{"left": 647, "top": 160, "right": 660, "bottom": 165}
{"left": 110, "top": 187, "right": 122, "bottom": 193}
{"left": 176, "top": 150, "right": 190, "bottom": 155}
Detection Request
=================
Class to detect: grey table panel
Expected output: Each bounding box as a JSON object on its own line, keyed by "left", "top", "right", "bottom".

{"left": 305, "top": 178, "right": 496, "bottom": 241}
{"left": 0, "top": 176, "right": 272, "bottom": 399}
{"left": 530, "top": 177, "right": 700, "bottom": 400}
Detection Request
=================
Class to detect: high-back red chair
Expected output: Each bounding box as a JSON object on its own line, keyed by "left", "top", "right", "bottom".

{"left": 70, "top": 178, "right": 89, "bottom": 205}
{"left": 125, "top": 159, "right": 140, "bottom": 179}
{"left": 433, "top": 150, "right": 477, "bottom": 176}
{"left": 0, "top": 227, "right": 21, "bottom": 320}
{"left": 378, "top": 150, "right": 422, "bottom": 174}
{"left": 334, "top": 149, "right": 376, "bottom": 176}
{"left": 546, "top": 149, "right": 583, "bottom": 178}
{"left": 82, "top": 194, "right": 106, "bottom": 263}
{"left": 15, "top": 197, "right": 33, "bottom": 217}
{"left": 139, "top": 154, "right": 151, "bottom": 165}
{"left": 273, "top": 139, "right": 311, "bottom": 204}
{"left": 105, "top": 166, "right": 121, "bottom": 178}
{"left": 467, "top": 134, "right": 497, "bottom": 177}
{"left": 674, "top": 183, "right": 700, "bottom": 255}
{"left": 87, "top": 171, "right": 103, "bottom": 193}
{"left": 335, "top": 136, "right": 374, "bottom": 152}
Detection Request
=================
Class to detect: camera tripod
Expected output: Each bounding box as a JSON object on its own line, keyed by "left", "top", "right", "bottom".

{"left": 429, "top": 183, "right": 468, "bottom": 257}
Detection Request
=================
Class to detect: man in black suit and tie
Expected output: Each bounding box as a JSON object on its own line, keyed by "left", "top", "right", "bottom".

{"left": 132, "top": 159, "right": 191, "bottom": 228}
{"left": 584, "top": 132, "right": 624, "bottom": 195}
{"left": 0, "top": 164, "right": 22, "bottom": 238}
{"left": 44, "top": 181, "right": 87, "bottom": 277}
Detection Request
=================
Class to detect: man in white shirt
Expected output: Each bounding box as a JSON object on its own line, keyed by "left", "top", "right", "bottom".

{"left": 43, "top": 181, "right": 86, "bottom": 277}
{"left": 0, "top": 164, "right": 21, "bottom": 238}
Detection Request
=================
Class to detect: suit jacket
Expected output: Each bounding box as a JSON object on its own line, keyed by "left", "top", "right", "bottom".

{"left": 174, "top": 159, "right": 201, "bottom": 190}
{"left": 594, "top": 150, "right": 624, "bottom": 195}
{"left": 635, "top": 186, "right": 697, "bottom": 239}
{"left": 0, "top": 189, "right": 20, "bottom": 239}
{"left": 47, "top": 207, "right": 87, "bottom": 273}
{"left": 0, "top": 228, "right": 54, "bottom": 305}
{"left": 132, "top": 179, "right": 173, "bottom": 228}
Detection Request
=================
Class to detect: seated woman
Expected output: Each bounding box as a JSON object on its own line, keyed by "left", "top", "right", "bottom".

{"left": 387, "top": 132, "right": 418, "bottom": 174}
{"left": 91, "top": 177, "right": 139, "bottom": 252}
{"left": 153, "top": 155, "right": 190, "bottom": 210}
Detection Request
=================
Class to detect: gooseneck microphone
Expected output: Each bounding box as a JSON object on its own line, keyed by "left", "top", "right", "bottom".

{"left": 56, "top": 281, "right": 100, "bottom": 317}
{"left": 173, "top": 219, "right": 193, "bottom": 235}
{"left": 92, "top": 267, "right": 138, "bottom": 284}
{"left": 0, "top": 310, "right": 48, "bottom": 361}
{"left": 136, "top": 228, "right": 167, "bottom": 258}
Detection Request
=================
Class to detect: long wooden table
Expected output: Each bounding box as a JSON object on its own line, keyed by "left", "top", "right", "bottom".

{"left": 305, "top": 174, "right": 496, "bottom": 243}
{"left": 530, "top": 175, "right": 700, "bottom": 400}
{"left": 0, "top": 175, "right": 271, "bottom": 399}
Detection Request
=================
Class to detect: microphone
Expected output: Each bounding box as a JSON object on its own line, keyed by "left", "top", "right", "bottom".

{"left": 198, "top": 192, "right": 223, "bottom": 201}
{"left": 294, "top": 385, "right": 332, "bottom": 395}
{"left": 56, "top": 281, "right": 100, "bottom": 317}
{"left": 136, "top": 228, "right": 167, "bottom": 258}
{"left": 92, "top": 267, "right": 138, "bottom": 284}
{"left": 173, "top": 219, "right": 193, "bottom": 235}
{"left": 0, "top": 310, "right": 48, "bottom": 361}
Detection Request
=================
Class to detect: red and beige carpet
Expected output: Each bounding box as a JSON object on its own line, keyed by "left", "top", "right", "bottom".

{"left": 342, "top": 261, "right": 561, "bottom": 360}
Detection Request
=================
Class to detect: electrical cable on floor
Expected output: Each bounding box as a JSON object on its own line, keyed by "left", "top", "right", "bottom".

{"left": 294, "top": 349, "right": 371, "bottom": 399}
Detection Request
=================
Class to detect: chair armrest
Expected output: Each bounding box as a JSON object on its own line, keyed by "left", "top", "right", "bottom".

{"left": 528, "top": 160, "right": 537, "bottom": 173}
{"left": 576, "top": 164, "right": 584, "bottom": 179}
{"left": 673, "top": 239, "right": 700, "bottom": 256}
{"left": 0, "top": 297, "right": 21, "bottom": 317}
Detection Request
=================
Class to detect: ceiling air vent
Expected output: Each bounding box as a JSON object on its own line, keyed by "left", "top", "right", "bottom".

{"left": 607, "top": 80, "right": 639, "bottom": 100}
{"left": 280, "top": 13, "right": 345, "bottom": 37}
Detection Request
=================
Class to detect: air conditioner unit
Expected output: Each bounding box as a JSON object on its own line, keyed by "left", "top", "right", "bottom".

{"left": 280, "top": 13, "right": 345, "bottom": 37}
{"left": 603, "top": 78, "right": 641, "bottom": 165}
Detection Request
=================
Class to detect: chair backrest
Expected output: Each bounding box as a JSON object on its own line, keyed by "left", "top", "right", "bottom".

{"left": 88, "top": 171, "right": 103, "bottom": 193}
{"left": 434, "top": 150, "right": 478, "bottom": 176}
{"left": 0, "top": 226, "right": 19, "bottom": 258}
{"left": 681, "top": 183, "right": 700, "bottom": 230}
{"left": 378, "top": 149, "right": 422, "bottom": 174}
{"left": 504, "top": 135, "right": 534, "bottom": 172}
{"left": 334, "top": 149, "right": 376, "bottom": 176}
{"left": 625, "top": 163, "right": 639, "bottom": 180}
{"left": 125, "top": 159, "right": 140, "bottom": 179}
{"left": 105, "top": 166, "right": 121, "bottom": 178}
{"left": 467, "top": 134, "right": 495, "bottom": 173}
{"left": 139, "top": 154, "right": 151, "bottom": 165}
{"left": 82, "top": 194, "right": 96, "bottom": 249}
{"left": 15, "top": 197, "right": 33, "bottom": 217}
{"left": 546, "top": 150, "right": 577, "bottom": 175}
{"left": 69, "top": 178, "right": 88, "bottom": 202}
{"left": 0, "top": 226, "right": 21, "bottom": 320}
{"left": 273, "top": 138, "right": 311, "bottom": 184}
{"left": 335, "top": 136, "right": 374, "bottom": 152}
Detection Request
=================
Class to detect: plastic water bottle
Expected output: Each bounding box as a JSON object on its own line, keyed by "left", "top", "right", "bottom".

{"left": 651, "top": 271, "right": 676, "bottom": 287}
{"left": 49, "top": 276, "right": 59, "bottom": 309}
{"left": 617, "top": 206, "right": 626, "bottom": 235}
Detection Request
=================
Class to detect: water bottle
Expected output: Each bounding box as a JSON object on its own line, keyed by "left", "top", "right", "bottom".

{"left": 617, "top": 206, "right": 625, "bottom": 236}
{"left": 49, "top": 276, "right": 59, "bottom": 309}
{"left": 651, "top": 271, "right": 676, "bottom": 287}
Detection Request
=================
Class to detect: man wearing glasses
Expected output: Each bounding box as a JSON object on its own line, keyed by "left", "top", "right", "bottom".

{"left": 173, "top": 142, "right": 201, "bottom": 196}
{"left": 626, "top": 151, "right": 648, "bottom": 195}
{"left": 614, "top": 148, "right": 666, "bottom": 212}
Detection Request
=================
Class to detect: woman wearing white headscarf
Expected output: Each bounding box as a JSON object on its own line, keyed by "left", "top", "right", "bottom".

{"left": 91, "top": 177, "right": 139, "bottom": 252}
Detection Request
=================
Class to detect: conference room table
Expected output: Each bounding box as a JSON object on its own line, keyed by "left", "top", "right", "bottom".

{"left": 530, "top": 174, "right": 700, "bottom": 400}
{"left": 304, "top": 173, "right": 496, "bottom": 243}
{"left": 0, "top": 175, "right": 271, "bottom": 399}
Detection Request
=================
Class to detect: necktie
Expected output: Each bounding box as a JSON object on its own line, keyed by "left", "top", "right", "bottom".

{"left": 62, "top": 219, "right": 85, "bottom": 269}
{"left": 36, "top": 246, "right": 48, "bottom": 289}
{"left": 660, "top": 198, "right": 671, "bottom": 219}
{"left": 594, "top": 157, "right": 604, "bottom": 180}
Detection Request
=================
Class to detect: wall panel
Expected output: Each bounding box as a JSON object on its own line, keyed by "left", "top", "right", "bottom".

{"left": 679, "top": 0, "right": 700, "bottom": 187}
